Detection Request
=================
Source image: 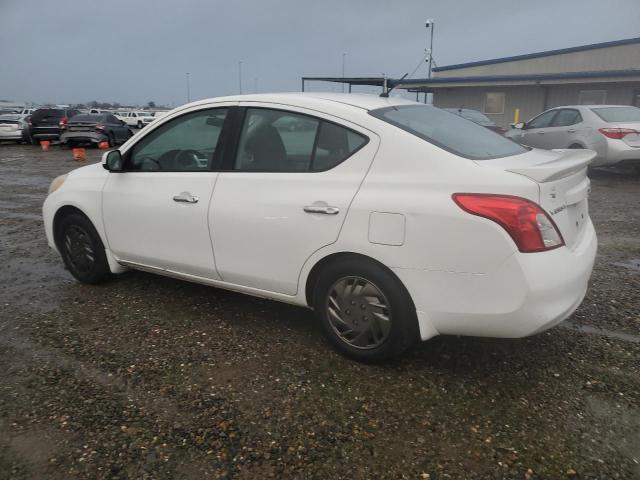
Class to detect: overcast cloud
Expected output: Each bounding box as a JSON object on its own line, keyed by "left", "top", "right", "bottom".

{"left": 1, "top": 0, "right": 638, "bottom": 106}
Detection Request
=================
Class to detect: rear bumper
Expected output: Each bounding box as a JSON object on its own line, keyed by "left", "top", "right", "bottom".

{"left": 597, "top": 139, "right": 640, "bottom": 167}
{"left": 60, "top": 131, "right": 107, "bottom": 144}
{"left": 394, "top": 219, "right": 597, "bottom": 340}
{"left": 0, "top": 130, "right": 25, "bottom": 141}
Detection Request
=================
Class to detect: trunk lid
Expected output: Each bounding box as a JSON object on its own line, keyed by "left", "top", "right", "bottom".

{"left": 477, "top": 148, "right": 595, "bottom": 249}
{"left": 68, "top": 122, "right": 97, "bottom": 132}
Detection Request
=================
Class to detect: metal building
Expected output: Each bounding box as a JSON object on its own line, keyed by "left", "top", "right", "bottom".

{"left": 400, "top": 37, "right": 640, "bottom": 128}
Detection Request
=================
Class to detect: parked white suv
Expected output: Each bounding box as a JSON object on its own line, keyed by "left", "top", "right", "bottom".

{"left": 116, "top": 111, "right": 155, "bottom": 129}
{"left": 43, "top": 93, "right": 597, "bottom": 361}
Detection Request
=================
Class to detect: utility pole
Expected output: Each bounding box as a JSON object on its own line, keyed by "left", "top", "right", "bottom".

{"left": 342, "top": 53, "right": 346, "bottom": 93}
{"left": 238, "top": 61, "right": 243, "bottom": 94}
{"left": 426, "top": 19, "right": 435, "bottom": 79}
{"left": 186, "top": 72, "right": 190, "bottom": 103}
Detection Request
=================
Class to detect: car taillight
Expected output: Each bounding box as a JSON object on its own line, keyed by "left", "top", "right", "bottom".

{"left": 95, "top": 123, "right": 105, "bottom": 131}
{"left": 452, "top": 194, "right": 564, "bottom": 253}
{"left": 59, "top": 116, "right": 68, "bottom": 129}
{"left": 598, "top": 127, "right": 639, "bottom": 139}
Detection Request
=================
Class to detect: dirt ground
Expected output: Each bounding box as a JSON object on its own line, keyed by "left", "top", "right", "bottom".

{"left": 0, "top": 143, "right": 639, "bottom": 480}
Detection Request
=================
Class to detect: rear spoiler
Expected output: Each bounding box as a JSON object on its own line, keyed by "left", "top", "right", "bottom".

{"left": 504, "top": 149, "right": 596, "bottom": 183}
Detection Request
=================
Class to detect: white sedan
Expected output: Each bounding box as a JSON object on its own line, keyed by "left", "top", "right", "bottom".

{"left": 43, "top": 93, "right": 597, "bottom": 362}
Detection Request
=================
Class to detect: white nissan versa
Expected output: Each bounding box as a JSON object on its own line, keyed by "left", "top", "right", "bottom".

{"left": 43, "top": 93, "right": 597, "bottom": 361}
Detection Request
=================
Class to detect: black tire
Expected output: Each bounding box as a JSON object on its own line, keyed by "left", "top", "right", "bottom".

{"left": 312, "top": 258, "right": 419, "bottom": 362}
{"left": 30, "top": 135, "right": 39, "bottom": 146}
{"left": 57, "top": 213, "right": 110, "bottom": 284}
{"left": 108, "top": 133, "right": 115, "bottom": 147}
{"left": 137, "top": 121, "right": 143, "bottom": 129}
{"left": 66, "top": 140, "right": 76, "bottom": 149}
{"left": 569, "top": 144, "right": 583, "bottom": 149}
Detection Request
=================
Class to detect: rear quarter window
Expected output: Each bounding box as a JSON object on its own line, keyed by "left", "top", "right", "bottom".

{"left": 369, "top": 105, "right": 526, "bottom": 160}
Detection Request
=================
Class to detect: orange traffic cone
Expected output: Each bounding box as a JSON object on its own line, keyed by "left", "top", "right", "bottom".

{"left": 98, "top": 141, "right": 109, "bottom": 150}
{"left": 72, "top": 148, "right": 86, "bottom": 161}
{"left": 40, "top": 140, "right": 50, "bottom": 151}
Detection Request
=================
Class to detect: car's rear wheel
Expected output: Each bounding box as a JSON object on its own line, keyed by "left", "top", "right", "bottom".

{"left": 108, "top": 132, "right": 115, "bottom": 147}
{"left": 137, "top": 121, "right": 143, "bottom": 129}
{"left": 30, "top": 135, "right": 38, "bottom": 146}
{"left": 57, "top": 213, "right": 110, "bottom": 284}
{"left": 312, "top": 258, "right": 418, "bottom": 362}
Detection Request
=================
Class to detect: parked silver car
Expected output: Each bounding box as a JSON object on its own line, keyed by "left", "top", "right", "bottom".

{"left": 505, "top": 105, "right": 640, "bottom": 168}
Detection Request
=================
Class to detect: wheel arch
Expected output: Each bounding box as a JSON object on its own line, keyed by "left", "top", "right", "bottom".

{"left": 304, "top": 251, "right": 415, "bottom": 310}
{"left": 52, "top": 205, "right": 93, "bottom": 251}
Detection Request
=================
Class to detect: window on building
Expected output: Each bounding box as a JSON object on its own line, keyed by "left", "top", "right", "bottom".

{"left": 578, "top": 90, "right": 606, "bottom": 105}
{"left": 484, "top": 92, "right": 505, "bottom": 115}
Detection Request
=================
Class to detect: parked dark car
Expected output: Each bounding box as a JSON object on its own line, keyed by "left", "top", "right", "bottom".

{"left": 60, "top": 113, "right": 133, "bottom": 147}
{"left": 29, "top": 108, "right": 80, "bottom": 145}
{"left": 443, "top": 108, "right": 507, "bottom": 134}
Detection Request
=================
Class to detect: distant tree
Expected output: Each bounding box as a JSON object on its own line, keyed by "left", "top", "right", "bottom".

{"left": 147, "top": 101, "right": 156, "bottom": 109}
{"left": 112, "top": 102, "right": 121, "bottom": 109}
{"left": 89, "top": 100, "right": 99, "bottom": 108}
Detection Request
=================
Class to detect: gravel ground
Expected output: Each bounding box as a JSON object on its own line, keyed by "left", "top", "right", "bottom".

{"left": 0, "top": 143, "right": 639, "bottom": 480}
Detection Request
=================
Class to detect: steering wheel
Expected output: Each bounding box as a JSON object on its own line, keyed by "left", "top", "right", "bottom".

{"left": 157, "top": 149, "right": 201, "bottom": 170}
{"left": 174, "top": 149, "right": 202, "bottom": 169}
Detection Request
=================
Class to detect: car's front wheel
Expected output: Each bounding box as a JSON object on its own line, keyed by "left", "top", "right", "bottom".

{"left": 57, "top": 213, "right": 110, "bottom": 284}
{"left": 312, "top": 258, "right": 418, "bottom": 362}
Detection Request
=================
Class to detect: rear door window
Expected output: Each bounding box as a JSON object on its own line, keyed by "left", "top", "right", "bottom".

{"left": 233, "top": 108, "right": 368, "bottom": 172}
{"left": 551, "top": 109, "right": 582, "bottom": 127}
{"left": 369, "top": 105, "right": 526, "bottom": 160}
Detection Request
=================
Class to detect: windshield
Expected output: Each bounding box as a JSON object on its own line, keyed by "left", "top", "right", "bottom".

{"left": 591, "top": 106, "right": 640, "bottom": 123}
{"left": 370, "top": 105, "right": 526, "bottom": 160}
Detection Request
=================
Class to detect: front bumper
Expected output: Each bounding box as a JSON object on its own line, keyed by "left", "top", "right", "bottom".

{"left": 60, "top": 131, "right": 107, "bottom": 144}
{"left": 394, "top": 219, "right": 598, "bottom": 341}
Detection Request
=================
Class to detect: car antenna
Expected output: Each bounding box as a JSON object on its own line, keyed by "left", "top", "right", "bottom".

{"left": 380, "top": 73, "right": 408, "bottom": 98}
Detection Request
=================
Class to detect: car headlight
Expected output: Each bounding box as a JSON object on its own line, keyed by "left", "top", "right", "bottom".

{"left": 48, "top": 174, "right": 67, "bottom": 194}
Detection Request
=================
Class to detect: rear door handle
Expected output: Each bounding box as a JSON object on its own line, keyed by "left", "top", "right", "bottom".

{"left": 567, "top": 129, "right": 576, "bottom": 133}
{"left": 173, "top": 192, "right": 199, "bottom": 203}
{"left": 304, "top": 204, "right": 339, "bottom": 215}
{"left": 537, "top": 131, "right": 545, "bottom": 135}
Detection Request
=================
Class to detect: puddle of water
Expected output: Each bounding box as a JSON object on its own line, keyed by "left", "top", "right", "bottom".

{"left": 561, "top": 320, "right": 640, "bottom": 344}
{"left": 613, "top": 259, "right": 640, "bottom": 273}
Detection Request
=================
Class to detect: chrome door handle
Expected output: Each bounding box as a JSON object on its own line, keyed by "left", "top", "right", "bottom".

{"left": 537, "top": 131, "right": 545, "bottom": 135}
{"left": 304, "top": 205, "right": 340, "bottom": 215}
{"left": 567, "top": 129, "right": 576, "bottom": 133}
{"left": 173, "top": 192, "right": 199, "bottom": 203}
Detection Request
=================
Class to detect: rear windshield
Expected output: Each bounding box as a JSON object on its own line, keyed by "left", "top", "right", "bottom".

{"left": 370, "top": 105, "right": 526, "bottom": 160}
{"left": 70, "top": 114, "right": 103, "bottom": 122}
{"left": 31, "top": 109, "right": 64, "bottom": 122}
{"left": 591, "top": 106, "right": 640, "bottom": 123}
{"left": 445, "top": 108, "right": 495, "bottom": 126}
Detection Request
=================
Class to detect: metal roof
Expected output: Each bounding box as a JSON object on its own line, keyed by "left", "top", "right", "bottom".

{"left": 399, "top": 69, "right": 640, "bottom": 90}
{"left": 301, "top": 76, "right": 388, "bottom": 87}
{"left": 433, "top": 36, "right": 640, "bottom": 72}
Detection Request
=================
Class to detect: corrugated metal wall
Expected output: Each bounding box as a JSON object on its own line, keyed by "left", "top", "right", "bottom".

{"left": 434, "top": 83, "right": 640, "bottom": 127}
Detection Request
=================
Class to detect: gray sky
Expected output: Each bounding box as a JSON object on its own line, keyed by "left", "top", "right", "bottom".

{"left": 1, "top": 0, "right": 639, "bottom": 106}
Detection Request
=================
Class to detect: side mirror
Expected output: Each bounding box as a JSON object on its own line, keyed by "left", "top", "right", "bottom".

{"left": 120, "top": 120, "right": 126, "bottom": 126}
{"left": 103, "top": 150, "right": 124, "bottom": 172}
